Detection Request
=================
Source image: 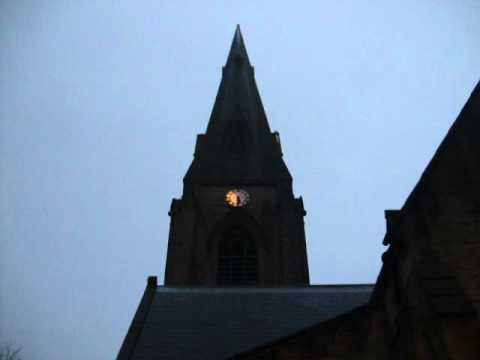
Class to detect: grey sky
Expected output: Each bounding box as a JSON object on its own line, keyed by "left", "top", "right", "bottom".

{"left": 1, "top": 1, "right": 479, "bottom": 359}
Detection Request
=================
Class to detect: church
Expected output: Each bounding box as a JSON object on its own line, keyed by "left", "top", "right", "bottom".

{"left": 117, "top": 27, "right": 479, "bottom": 359}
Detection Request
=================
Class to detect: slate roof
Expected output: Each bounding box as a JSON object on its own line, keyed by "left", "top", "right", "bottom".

{"left": 117, "top": 283, "right": 373, "bottom": 360}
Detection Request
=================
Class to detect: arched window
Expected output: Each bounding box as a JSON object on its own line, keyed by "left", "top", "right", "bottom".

{"left": 217, "top": 226, "right": 258, "bottom": 285}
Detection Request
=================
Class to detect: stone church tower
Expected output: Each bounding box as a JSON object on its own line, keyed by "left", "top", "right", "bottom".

{"left": 164, "top": 26, "right": 309, "bottom": 286}
{"left": 118, "top": 27, "right": 373, "bottom": 360}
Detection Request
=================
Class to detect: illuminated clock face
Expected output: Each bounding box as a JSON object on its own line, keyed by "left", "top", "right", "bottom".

{"left": 225, "top": 189, "right": 250, "bottom": 207}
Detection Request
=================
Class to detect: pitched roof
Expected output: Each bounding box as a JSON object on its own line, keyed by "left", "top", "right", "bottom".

{"left": 402, "top": 80, "right": 480, "bottom": 213}
{"left": 117, "top": 284, "right": 373, "bottom": 360}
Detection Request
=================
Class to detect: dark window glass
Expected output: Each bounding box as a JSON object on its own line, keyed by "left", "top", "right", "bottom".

{"left": 217, "top": 226, "right": 258, "bottom": 285}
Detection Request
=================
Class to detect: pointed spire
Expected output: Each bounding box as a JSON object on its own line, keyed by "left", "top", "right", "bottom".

{"left": 226, "top": 25, "right": 251, "bottom": 67}
{"left": 183, "top": 25, "right": 292, "bottom": 185}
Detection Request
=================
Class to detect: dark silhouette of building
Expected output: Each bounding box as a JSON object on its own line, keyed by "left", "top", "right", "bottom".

{"left": 164, "top": 26, "right": 308, "bottom": 286}
{"left": 233, "top": 79, "right": 480, "bottom": 360}
{"left": 117, "top": 27, "right": 479, "bottom": 359}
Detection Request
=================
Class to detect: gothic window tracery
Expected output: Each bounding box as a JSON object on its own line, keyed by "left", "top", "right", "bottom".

{"left": 217, "top": 226, "right": 258, "bottom": 285}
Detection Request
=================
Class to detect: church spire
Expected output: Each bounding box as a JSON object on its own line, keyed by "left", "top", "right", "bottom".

{"left": 184, "top": 26, "right": 292, "bottom": 185}
{"left": 205, "top": 25, "right": 270, "bottom": 142}
{"left": 225, "top": 25, "right": 251, "bottom": 67}
{"left": 165, "top": 26, "right": 309, "bottom": 288}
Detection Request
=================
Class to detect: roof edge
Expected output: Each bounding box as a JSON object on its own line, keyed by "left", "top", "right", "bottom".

{"left": 228, "top": 304, "right": 373, "bottom": 359}
{"left": 116, "top": 276, "right": 157, "bottom": 360}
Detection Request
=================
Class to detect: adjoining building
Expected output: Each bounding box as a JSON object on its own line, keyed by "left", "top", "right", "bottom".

{"left": 117, "top": 27, "right": 480, "bottom": 359}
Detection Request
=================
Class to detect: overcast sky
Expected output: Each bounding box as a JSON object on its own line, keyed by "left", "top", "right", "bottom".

{"left": 1, "top": 1, "right": 479, "bottom": 359}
